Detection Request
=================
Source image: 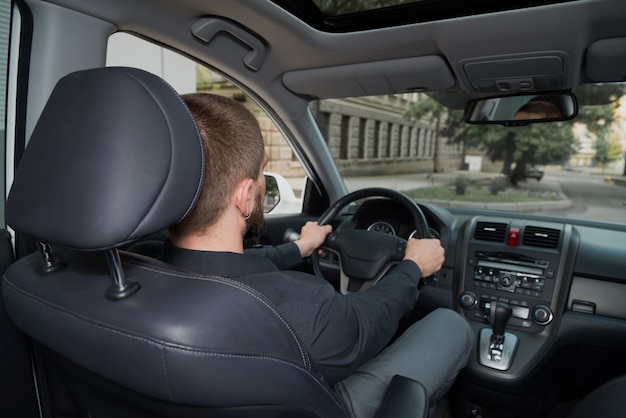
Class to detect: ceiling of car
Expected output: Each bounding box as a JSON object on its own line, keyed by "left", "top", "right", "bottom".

{"left": 46, "top": 0, "right": 626, "bottom": 103}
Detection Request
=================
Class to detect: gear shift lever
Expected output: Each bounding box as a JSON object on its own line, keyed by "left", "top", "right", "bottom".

{"left": 490, "top": 302, "right": 513, "bottom": 345}
{"left": 478, "top": 302, "right": 518, "bottom": 371}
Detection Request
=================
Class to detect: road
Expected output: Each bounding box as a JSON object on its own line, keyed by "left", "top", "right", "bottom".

{"left": 288, "top": 170, "right": 626, "bottom": 223}
{"left": 538, "top": 172, "right": 626, "bottom": 223}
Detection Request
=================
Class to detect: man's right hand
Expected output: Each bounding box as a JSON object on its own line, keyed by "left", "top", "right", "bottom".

{"left": 403, "top": 238, "right": 444, "bottom": 277}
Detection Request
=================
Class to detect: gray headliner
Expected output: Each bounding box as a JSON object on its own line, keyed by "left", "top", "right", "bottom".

{"left": 43, "top": 0, "right": 626, "bottom": 88}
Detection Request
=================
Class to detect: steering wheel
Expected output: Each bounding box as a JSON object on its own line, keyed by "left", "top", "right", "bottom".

{"left": 311, "top": 187, "right": 430, "bottom": 294}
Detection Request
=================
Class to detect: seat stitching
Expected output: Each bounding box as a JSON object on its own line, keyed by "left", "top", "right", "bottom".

{"left": 129, "top": 261, "right": 310, "bottom": 368}
{"left": 160, "top": 346, "right": 174, "bottom": 401}
{"left": 5, "top": 277, "right": 340, "bottom": 410}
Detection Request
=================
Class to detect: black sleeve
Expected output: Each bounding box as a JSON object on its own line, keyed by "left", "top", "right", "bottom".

{"left": 304, "top": 260, "right": 422, "bottom": 384}
{"left": 245, "top": 242, "right": 303, "bottom": 270}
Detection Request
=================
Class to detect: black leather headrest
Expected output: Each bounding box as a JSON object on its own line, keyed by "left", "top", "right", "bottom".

{"left": 6, "top": 67, "right": 204, "bottom": 250}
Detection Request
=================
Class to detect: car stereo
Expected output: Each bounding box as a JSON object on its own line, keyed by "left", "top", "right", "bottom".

{"left": 459, "top": 251, "right": 558, "bottom": 333}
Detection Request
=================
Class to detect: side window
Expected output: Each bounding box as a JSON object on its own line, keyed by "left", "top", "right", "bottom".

{"left": 106, "top": 33, "right": 304, "bottom": 214}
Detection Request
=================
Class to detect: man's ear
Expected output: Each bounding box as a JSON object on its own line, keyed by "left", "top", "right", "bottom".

{"left": 233, "top": 178, "right": 254, "bottom": 217}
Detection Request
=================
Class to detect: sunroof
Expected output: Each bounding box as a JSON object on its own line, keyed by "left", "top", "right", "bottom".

{"left": 311, "top": 0, "right": 423, "bottom": 16}
{"left": 273, "top": 0, "right": 576, "bottom": 32}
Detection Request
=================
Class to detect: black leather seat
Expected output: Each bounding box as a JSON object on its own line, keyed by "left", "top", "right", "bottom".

{"left": 568, "top": 375, "right": 626, "bottom": 418}
{"left": 2, "top": 67, "right": 427, "bottom": 417}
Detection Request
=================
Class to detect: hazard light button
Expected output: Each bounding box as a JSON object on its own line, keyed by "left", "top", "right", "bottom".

{"left": 507, "top": 227, "right": 520, "bottom": 246}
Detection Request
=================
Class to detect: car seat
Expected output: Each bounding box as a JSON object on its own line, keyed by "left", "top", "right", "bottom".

{"left": 2, "top": 67, "right": 426, "bottom": 418}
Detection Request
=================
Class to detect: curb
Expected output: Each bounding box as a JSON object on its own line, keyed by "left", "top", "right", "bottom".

{"left": 605, "top": 177, "right": 626, "bottom": 187}
{"left": 421, "top": 197, "right": 573, "bottom": 212}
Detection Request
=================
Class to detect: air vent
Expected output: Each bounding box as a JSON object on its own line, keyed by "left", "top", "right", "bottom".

{"left": 474, "top": 222, "right": 507, "bottom": 242}
{"left": 523, "top": 226, "right": 561, "bottom": 248}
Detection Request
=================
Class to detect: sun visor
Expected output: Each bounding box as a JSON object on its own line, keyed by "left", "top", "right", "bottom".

{"left": 282, "top": 56, "right": 454, "bottom": 99}
{"left": 585, "top": 38, "right": 626, "bottom": 82}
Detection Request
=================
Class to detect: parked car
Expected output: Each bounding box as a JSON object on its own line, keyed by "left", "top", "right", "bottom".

{"left": 2, "top": 1, "right": 626, "bottom": 418}
{"left": 525, "top": 165, "right": 545, "bottom": 181}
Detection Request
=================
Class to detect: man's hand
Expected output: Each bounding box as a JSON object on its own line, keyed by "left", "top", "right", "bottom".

{"left": 403, "top": 238, "right": 444, "bottom": 277}
{"left": 294, "top": 221, "right": 333, "bottom": 257}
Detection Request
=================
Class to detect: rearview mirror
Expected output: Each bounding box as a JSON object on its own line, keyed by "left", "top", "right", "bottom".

{"left": 464, "top": 92, "right": 578, "bottom": 126}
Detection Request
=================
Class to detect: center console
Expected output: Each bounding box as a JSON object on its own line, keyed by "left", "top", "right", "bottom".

{"left": 456, "top": 217, "right": 573, "bottom": 373}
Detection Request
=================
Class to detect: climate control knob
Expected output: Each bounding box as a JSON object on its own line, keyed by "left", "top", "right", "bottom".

{"left": 532, "top": 305, "right": 554, "bottom": 325}
{"left": 459, "top": 292, "right": 477, "bottom": 309}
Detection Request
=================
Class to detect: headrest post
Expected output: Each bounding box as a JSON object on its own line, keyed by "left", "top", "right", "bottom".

{"left": 104, "top": 249, "right": 140, "bottom": 300}
{"left": 37, "top": 242, "right": 66, "bottom": 273}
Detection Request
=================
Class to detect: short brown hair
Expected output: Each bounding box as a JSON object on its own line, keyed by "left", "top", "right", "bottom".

{"left": 516, "top": 100, "right": 562, "bottom": 118}
{"left": 169, "top": 93, "right": 265, "bottom": 237}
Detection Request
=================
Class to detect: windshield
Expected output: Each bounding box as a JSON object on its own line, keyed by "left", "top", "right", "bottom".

{"left": 312, "top": 84, "right": 626, "bottom": 224}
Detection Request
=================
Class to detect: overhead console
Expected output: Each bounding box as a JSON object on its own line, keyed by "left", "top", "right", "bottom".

{"left": 458, "top": 51, "right": 571, "bottom": 93}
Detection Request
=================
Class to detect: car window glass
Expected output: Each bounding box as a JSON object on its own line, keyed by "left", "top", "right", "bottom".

{"left": 313, "top": 89, "right": 626, "bottom": 225}
{"left": 106, "top": 33, "right": 303, "bottom": 215}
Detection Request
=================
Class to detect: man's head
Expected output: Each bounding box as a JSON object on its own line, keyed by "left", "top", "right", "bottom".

{"left": 169, "top": 93, "right": 267, "bottom": 240}
{"left": 514, "top": 100, "right": 562, "bottom": 121}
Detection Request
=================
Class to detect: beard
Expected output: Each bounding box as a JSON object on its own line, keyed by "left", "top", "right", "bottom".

{"left": 245, "top": 189, "right": 267, "bottom": 238}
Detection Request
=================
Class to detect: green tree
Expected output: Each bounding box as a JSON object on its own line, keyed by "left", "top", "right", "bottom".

{"left": 574, "top": 84, "right": 626, "bottom": 174}
{"left": 406, "top": 90, "right": 624, "bottom": 185}
{"left": 594, "top": 131, "right": 623, "bottom": 170}
{"left": 459, "top": 122, "right": 576, "bottom": 186}
{"left": 574, "top": 83, "right": 625, "bottom": 133}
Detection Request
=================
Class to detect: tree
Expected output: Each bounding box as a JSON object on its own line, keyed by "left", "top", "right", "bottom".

{"left": 460, "top": 122, "right": 576, "bottom": 186}
{"left": 405, "top": 89, "right": 624, "bottom": 184}
{"left": 574, "top": 84, "right": 626, "bottom": 174}
{"left": 594, "top": 131, "right": 623, "bottom": 170}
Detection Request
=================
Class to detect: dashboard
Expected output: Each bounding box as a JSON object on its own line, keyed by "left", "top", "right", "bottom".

{"left": 342, "top": 197, "right": 626, "bottom": 388}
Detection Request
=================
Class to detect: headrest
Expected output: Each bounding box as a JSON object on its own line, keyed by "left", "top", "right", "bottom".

{"left": 6, "top": 67, "right": 204, "bottom": 250}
